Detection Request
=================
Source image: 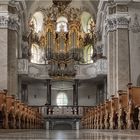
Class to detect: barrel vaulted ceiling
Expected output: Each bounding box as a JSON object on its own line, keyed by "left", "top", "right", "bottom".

{"left": 25, "top": 0, "right": 99, "bottom": 21}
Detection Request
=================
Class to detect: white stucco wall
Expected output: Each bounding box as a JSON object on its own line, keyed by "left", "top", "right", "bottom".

{"left": 129, "top": 3, "right": 140, "bottom": 85}
{"left": 28, "top": 82, "right": 97, "bottom": 106}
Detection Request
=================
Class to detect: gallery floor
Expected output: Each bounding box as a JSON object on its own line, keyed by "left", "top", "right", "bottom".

{"left": 0, "top": 129, "right": 140, "bottom": 140}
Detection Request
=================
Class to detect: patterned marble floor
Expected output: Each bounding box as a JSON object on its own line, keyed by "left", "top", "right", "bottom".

{"left": 0, "top": 129, "right": 140, "bottom": 140}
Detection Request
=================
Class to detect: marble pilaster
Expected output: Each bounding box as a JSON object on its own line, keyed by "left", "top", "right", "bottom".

{"left": 0, "top": 5, "right": 8, "bottom": 91}
{"left": 105, "top": 3, "right": 130, "bottom": 96}
{"left": 0, "top": 3, "right": 20, "bottom": 96}
{"left": 73, "top": 80, "right": 79, "bottom": 106}
{"left": 46, "top": 79, "right": 51, "bottom": 105}
{"left": 113, "top": 30, "right": 116, "bottom": 96}
{"left": 8, "top": 29, "right": 18, "bottom": 96}
{"left": 0, "top": 29, "right": 8, "bottom": 90}
{"left": 116, "top": 28, "right": 130, "bottom": 91}
{"left": 107, "top": 31, "right": 114, "bottom": 98}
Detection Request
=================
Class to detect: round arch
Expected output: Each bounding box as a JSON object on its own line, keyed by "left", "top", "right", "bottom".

{"left": 56, "top": 92, "right": 68, "bottom": 106}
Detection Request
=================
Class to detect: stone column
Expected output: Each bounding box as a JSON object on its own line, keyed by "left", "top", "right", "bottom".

{"left": 73, "top": 80, "right": 79, "bottom": 106}
{"left": 49, "top": 84, "right": 52, "bottom": 105}
{"left": 8, "top": 28, "right": 18, "bottom": 96}
{"left": 46, "top": 79, "right": 51, "bottom": 105}
{"left": 115, "top": 16, "right": 130, "bottom": 91}
{"left": 105, "top": 3, "right": 130, "bottom": 96}
{"left": 0, "top": 4, "right": 8, "bottom": 91}
{"left": 76, "top": 121, "right": 80, "bottom": 130}
{"left": 106, "top": 18, "right": 115, "bottom": 98}
{"left": 0, "top": 2, "right": 20, "bottom": 96}
{"left": 73, "top": 84, "right": 76, "bottom": 106}
{"left": 75, "top": 79, "right": 79, "bottom": 106}
{"left": 113, "top": 30, "right": 117, "bottom": 95}
{"left": 46, "top": 121, "right": 49, "bottom": 130}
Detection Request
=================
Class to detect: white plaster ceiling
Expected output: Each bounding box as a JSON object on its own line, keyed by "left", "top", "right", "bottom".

{"left": 25, "top": 0, "right": 99, "bottom": 20}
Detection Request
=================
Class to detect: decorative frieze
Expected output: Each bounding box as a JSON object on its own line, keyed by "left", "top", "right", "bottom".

{"left": 105, "top": 15, "right": 130, "bottom": 32}
{"left": 116, "top": 16, "right": 129, "bottom": 29}
{"left": 0, "top": 14, "right": 19, "bottom": 31}
{"left": 131, "top": 14, "right": 140, "bottom": 33}
{"left": 105, "top": 17, "right": 116, "bottom": 32}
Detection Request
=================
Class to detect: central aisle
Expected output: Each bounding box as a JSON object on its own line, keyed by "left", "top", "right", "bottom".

{"left": 0, "top": 129, "right": 140, "bottom": 140}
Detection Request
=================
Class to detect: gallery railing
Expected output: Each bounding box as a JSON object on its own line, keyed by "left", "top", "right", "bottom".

{"left": 32, "top": 106, "right": 94, "bottom": 118}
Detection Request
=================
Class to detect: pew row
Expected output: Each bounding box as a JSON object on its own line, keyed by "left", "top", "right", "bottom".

{"left": 81, "top": 84, "right": 140, "bottom": 130}
{"left": 0, "top": 90, "right": 44, "bottom": 129}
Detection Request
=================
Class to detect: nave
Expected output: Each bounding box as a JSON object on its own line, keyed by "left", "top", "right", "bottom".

{"left": 0, "top": 129, "right": 140, "bottom": 140}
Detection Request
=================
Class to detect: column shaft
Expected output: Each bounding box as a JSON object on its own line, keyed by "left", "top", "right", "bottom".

{"left": 116, "top": 28, "right": 130, "bottom": 91}
{"left": 107, "top": 31, "right": 114, "bottom": 98}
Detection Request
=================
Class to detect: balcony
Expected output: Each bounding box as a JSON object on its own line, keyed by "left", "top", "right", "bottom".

{"left": 18, "top": 58, "right": 107, "bottom": 80}
{"left": 37, "top": 106, "right": 84, "bottom": 119}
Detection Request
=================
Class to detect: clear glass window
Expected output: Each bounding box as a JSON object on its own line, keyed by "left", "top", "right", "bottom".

{"left": 56, "top": 92, "right": 68, "bottom": 106}
{"left": 83, "top": 45, "right": 93, "bottom": 64}
{"left": 31, "top": 44, "right": 45, "bottom": 64}
{"left": 87, "top": 17, "right": 94, "bottom": 33}
{"left": 30, "top": 12, "right": 44, "bottom": 33}
{"left": 87, "top": 45, "right": 93, "bottom": 63}
{"left": 56, "top": 16, "right": 68, "bottom": 32}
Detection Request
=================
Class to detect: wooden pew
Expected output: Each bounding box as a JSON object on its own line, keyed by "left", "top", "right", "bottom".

{"left": 20, "top": 103, "right": 26, "bottom": 129}
{"left": 94, "top": 107, "right": 97, "bottom": 129}
{"left": 91, "top": 107, "right": 95, "bottom": 129}
{"left": 118, "top": 90, "right": 128, "bottom": 129}
{"left": 15, "top": 100, "right": 21, "bottom": 129}
{"left": 97, "top": 105, "right": 101, "bottom": 129}
{"left": 0, "top": 90, "right": 7, "bottom": 128}
{"left": 100, "top": 104, "right": 105, "bottom": 129}
{"left": 127, "top": 83, "right": 140, "bottom": 129}
{"left": 105, "top": 100, "right": 111, "bottom": 129}
{"left": 6, "top": 96, "right": 15, "bottom": 129}
{"left": 110, "top": 96, "right": 119, "bottom": 129}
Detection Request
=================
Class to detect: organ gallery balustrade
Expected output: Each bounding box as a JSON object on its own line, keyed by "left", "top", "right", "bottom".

{"left": 38, "top": 106, "right": 85, "bottom": 117}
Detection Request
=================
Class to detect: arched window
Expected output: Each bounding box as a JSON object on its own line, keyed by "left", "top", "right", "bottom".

{"left": 87, "top": 17, "right": 94, "bottom": 33}
{"left": 87, "top": 45, "right": 93, "bottom": 63}
{"left": 83, "top": 45, "right": 93, "bottom": 64}
{"left": 30, "top": 12, "right": 44, "bottom": 33}
{"left": 81, "top": 11, "right": 95, "bottom": 33}
{"left": 56, "top": 92, "right": 68, "bottom": 106}
{"left": 56, "top": 16, "right": 68, "bottom": 32}
{"left": 31, "top": 44, "right": 45, "bottom": 64}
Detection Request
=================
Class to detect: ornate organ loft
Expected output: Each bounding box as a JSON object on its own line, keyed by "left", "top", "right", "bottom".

{"left": 28, "top": 0, "right": 97, "bottom": 80}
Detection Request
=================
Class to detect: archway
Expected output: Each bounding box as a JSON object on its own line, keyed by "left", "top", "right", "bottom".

{"left": 53, "top": 123, "right": 72, "bottom": 130}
